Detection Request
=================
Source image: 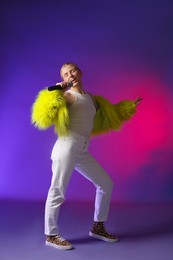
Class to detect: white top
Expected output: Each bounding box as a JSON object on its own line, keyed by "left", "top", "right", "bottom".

{"left": 67, "top": 90, "right": 96, "bottom": 137}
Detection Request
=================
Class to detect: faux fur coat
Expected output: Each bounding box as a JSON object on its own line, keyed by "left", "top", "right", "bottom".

{"left": 31, "top": 89, "right": 136, "bottom": 136}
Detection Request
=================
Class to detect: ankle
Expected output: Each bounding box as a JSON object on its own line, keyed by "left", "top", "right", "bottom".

{"left": 46, "top": 235, "right": 57, "bottom": 239}
{"left": 93, "top": 221, "right": 104, "bottom": 227}
{"left": 92, "top": 221, "right": 105, "bottom": 231}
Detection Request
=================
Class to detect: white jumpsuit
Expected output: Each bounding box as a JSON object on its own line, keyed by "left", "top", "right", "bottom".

{"left": 44, "top": 90, "right": 113, "bottom": 235}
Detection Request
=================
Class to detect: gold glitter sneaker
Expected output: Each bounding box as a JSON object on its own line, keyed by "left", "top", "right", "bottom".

{"left": 89, "top": 222, "right": 119, "bottom": 243}
{"left": 46, "top": 235, "right": 73, "bottom": 250}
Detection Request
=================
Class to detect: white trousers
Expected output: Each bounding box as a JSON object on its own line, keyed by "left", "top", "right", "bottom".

{"left": 44, "top": 131, "right": 114, "bottom": 236}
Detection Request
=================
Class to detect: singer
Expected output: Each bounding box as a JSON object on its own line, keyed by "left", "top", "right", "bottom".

{"left": 31, "top": 62, "right": 142, "bottom": 250}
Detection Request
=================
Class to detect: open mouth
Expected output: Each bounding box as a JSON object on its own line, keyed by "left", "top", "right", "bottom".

{"left": 72, "top": 79, "right": 77, "bottom": 84}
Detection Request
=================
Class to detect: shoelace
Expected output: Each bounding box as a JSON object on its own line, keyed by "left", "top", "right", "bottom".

{"left": 54, "top": 235, "right": 66, "bottom": 242}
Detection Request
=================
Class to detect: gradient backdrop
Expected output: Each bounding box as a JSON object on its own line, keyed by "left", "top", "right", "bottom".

{"left": 1, "top": 0, "right": 173, "bottom": 203}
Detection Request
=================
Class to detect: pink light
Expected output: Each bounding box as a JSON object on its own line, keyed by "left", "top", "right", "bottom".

{"left": 91, "top": 72, "right": 173, "bottom": 179}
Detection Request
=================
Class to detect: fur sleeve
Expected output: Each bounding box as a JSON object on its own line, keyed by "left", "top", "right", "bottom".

{"left": 113, "top": 100, "right": 136, "bottom": 122}
{"left": 91, "top": 96, "right": 121, "bottom": 135}
{"left": 31, "top": 89, "right": 69, "bottom": 131}
{"left": 91, "top": 96, "right": 136, "bottom": 135}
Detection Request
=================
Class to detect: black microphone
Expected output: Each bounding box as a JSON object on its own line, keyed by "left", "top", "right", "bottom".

{"left": 48, "top": 82, "right": 73, "bottom": 91}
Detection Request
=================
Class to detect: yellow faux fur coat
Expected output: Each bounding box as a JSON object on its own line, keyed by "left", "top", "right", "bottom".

{"left": 31, "top": 89, "right": 136, "bottom": 136}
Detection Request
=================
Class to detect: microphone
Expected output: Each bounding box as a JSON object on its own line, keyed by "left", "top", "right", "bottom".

{"left": 47, "top": 81, "right": 73, "bottom": 91}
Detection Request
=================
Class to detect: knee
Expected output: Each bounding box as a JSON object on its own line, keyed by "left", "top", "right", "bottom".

{"left": 47, "top": 187, "right": 65, "bottom": 204}
{"left": 102, "top": 177, "right": 114, "bottom": 193}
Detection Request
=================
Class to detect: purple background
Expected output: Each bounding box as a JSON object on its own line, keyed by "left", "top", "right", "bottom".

{"left": 1, "top": 0, "right": 173, "bottom": 203}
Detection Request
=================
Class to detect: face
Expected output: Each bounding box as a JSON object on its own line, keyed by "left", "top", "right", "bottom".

{"left": 60, "top": 64, "right": 82, "bottom": 86}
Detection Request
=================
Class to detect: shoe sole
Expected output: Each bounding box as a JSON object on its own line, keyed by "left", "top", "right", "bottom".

{"left": 45, "top": 240, "right": 73, "bottom": 250}
{"left": 89, "top": 231, "right": 119, "bottom": 243}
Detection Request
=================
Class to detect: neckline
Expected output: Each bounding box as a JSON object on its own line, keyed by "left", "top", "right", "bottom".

{"left": 68, "top": 90, "right": 87, "bottom": 96}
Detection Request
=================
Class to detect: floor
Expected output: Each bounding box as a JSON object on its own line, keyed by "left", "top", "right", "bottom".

{"left": 0, "top": 200, "right": 173, "bottom": 260}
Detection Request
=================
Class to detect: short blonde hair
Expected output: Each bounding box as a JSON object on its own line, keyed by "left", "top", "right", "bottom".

{"left": 60, "top": 62, "right": 82, "bottom": 79}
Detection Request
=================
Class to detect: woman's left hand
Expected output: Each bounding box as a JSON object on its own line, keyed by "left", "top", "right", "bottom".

{"left": 134, "top": 97, "right": 143, "bottom": 106}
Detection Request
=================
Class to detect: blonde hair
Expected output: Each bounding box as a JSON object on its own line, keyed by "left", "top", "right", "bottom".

{"left": 60, "top": 62, "right": 82, "bottom": 79}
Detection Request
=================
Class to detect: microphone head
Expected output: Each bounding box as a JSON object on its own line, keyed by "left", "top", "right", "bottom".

{"left": 67, "top": 81, "right": 73, "bottom": 87}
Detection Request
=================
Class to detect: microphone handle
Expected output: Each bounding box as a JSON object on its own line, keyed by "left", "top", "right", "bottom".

{"left": 47, "top": 82, "right": 73, "bottom": 91}
{"left": 48, "top": 85, "right": 63, "bottom": 91}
